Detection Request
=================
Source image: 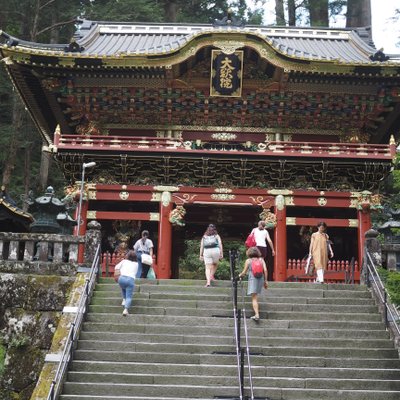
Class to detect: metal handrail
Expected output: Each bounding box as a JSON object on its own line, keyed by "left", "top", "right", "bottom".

{"left": 229, "top": 250, "right": 244, "bottom": 400}
{"left": 46, "top": 244, "right": 101, "bottom": 400}
{"left": 229, "top": 249, "right": 255, "bottom": 400}
{"left": 238, "top": 279, "right": 255, "bottom": 399}
{"left": 365, "top": 250, "right": 400, "bottom": 335}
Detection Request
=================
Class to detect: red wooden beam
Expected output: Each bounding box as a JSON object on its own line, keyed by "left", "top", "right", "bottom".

{"left": 287, "top": 217, "right": 358, "bottom": 227}
{"left": 86, "top": 211, "right": 158, "bottom": 220}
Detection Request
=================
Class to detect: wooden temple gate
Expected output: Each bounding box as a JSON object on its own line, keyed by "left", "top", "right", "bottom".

{"left": 1, "top": 18, "right": 399, "bottom": 283}
{"left": 75, "top": 183, "right": 376, "bottom": 282}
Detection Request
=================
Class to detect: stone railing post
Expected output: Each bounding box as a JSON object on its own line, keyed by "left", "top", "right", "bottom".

{"left": 84, "top": 220, "right": 102, "bottom": 265}
{"left": 361, "top": 228, "right": 381, "bottom": 284}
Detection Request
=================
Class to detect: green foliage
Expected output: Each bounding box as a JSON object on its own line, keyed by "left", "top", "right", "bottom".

{"left": 8, "top": 335, "right": 30, "bottom": 349}
{"left": 80, "top": 0, "right": 263, "bottom": 25}
{"left": 178, "top": 239, "right": 247, "bottom": 280}
{"left": 81, "top": 0, "right": 164, "bottom": 23}
{"left": 378, "top": 268, "right": 400, "bottom": 307}
{"left": 372, "top": 153, "right": 400, "bottom": 229}
{"left": 0, "top": 337, "right": 5, "bottom": 377}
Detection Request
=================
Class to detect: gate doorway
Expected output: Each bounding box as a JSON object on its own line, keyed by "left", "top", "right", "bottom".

{"left": 171, "top": 203, "right": 273, "bottom": 279}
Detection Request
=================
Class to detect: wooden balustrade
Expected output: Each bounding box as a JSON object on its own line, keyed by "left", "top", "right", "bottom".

{"left": 100, "top": 252, "right": 158, "bottom": 278}
{"left": 286, "top": 258, "right": 360, "bottom": 283}
{"left": 0, "top": 232, "right": 82, "bottom": 263}
{"left": 57, "top": 134, "right": 393, "bottom": 160}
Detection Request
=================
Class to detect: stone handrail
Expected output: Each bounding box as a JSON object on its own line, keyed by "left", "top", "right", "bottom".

{"left": 0, "top": 232, "right": 84, "bottom": 263}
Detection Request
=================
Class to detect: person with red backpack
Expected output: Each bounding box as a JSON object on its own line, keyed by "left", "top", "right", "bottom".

{"left": 238, "top": 246, "right": 268, "bottom": 321}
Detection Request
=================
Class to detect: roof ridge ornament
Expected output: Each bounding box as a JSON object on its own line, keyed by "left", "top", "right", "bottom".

{"left": 65, "top": 39, "right": 84, "bottom": 53}
{"left": 213, "top": 8, "right": 245, "bottom": 28}
{"left": 369, "top": 48, "right": 390, "bottom": 62}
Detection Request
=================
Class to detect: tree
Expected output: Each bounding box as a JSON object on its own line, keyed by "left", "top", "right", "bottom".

{"left": 346, "top": 0, "right": 371, "bottom": 28}
{"left": 0, "top": 0, "right": 79, "bottom": 202}
{"left": 308, "top": 0, "right": 329, "bottom": 26}
{"left": 275, "top": 0, "right": 286, "bottom": 25}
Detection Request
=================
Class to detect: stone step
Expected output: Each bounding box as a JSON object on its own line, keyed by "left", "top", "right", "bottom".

{"left": 70, "top": 360, "right": 400, "bottom": 380}
{"left": 75, "top": 341, "right": 398, "bottom": 359}
{"left": 78, "top": 332, "right": 393, "bottom": 349}
{"left": 66, "top": 370, "right": 400, "bottom": 391}
{"left": 85, "top": 313, "right": 386, "bottom": 331}
{"left": 61, "top": 381, "right": 400, "bottom": 399}
{"left": 59, "top": 279, "right": 399, "bottom": 400}
{"left": 92, "top": 291, "right": 376, "bottom": 305}
{"left": 91, "top": 297, "right": 378, "bottom": 313}
{"left": 87, "top": 305, "right": 383, "bottom": 322}
{"left": 73, "top": 350, "right": 400, "bottom": 368}
{"left": 95, "top": 283, "right": 372, "bottom": 298}
{"left": 60, "top": 397, "right": 215, "bottom": 400}
{"left": 82, "top": 322, "right": 390, "bottom": 339}
{"left": 99, "top": 278, "right": 368, "bottom": 291}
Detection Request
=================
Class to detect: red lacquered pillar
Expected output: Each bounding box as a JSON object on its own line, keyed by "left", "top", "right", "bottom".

{"left": 274, "top": 194, "right": 287, "bottom": 282}
{"left": 358, "top": 209, "right": 371, "bottom": 267}
{"left": 75, "top": 200, "right": 89, "bottom": 263}
{"left": 157, "top": 191, "right": 173, "bottom": 279}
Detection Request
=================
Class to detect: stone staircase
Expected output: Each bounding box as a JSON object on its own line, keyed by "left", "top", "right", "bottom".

{"left": 59, "top": 279, "right": 400, "bottom": 400}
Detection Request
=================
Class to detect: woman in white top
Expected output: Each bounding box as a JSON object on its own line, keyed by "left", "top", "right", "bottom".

{"left": 199, "top": 224, "right": 223, "bottom": 287}
{"left": 251, "top": 220, "right": 275, "bottom": 280}
{"left": 133, "top": 230, "right": 154, "bottom": 279}
{"left": 114, "top": 250, "right": 138, "bottom": 316}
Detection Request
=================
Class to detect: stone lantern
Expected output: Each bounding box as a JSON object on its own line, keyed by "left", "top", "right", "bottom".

{"left": 377, "top": 214, "right": 400, "bottom": 271}
{"left": 29, "top": 186, "right": 75, "bottom": 233}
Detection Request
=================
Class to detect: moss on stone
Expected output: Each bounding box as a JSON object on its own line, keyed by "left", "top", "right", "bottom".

{"left": 0, "top": 337, "right": 5, "bottom": 377}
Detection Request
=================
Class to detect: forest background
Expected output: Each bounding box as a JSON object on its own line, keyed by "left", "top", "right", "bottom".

{"left": 0, "top": 0, "right": 399, "bottom": 211}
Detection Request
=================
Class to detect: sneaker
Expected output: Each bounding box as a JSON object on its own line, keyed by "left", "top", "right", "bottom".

{"left": 204, "top": 283, "right": 211, "bottom": 287}
{"left": 250, "top": 315, "right": 260, "bottom": 321}
{"left": 121, "top": 299, "right": 126, "bottom": 306}
{"left": 122, "top": 308, "right": 128, "bottom": 316}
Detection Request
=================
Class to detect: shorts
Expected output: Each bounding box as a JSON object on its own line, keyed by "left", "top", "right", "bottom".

{"left": 203, "top": 247, "right": 220, "bottom": 264}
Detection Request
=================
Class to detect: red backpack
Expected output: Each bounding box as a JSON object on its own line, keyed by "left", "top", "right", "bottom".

{"left": 251, "top": 258, "right": 264, "bottom": 278}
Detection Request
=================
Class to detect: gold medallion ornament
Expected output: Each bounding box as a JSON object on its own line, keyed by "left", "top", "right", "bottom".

{"left": 119, "top": 185, "right": 129, "bottom": 200}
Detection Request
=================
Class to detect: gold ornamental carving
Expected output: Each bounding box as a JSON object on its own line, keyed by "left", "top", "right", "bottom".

{"left": 215, "top": 188, "right": 233, "bottom": 194}
{"left": 86, "top": 211, "right": 97, "bottom": 220}
{"left": 149, "top": 213, "right": 160, "bottom": 221}
{"left": 211, "top": 193, "right": 236, "bottom": 201}
{"left": 268, "top": 189, "right": 293, "bottom": 196}
{"left": 153, "top": 185, "right": 179, "bottom": 192}
{"left": 317, "top": 197, "right": 327, "bottom": 206}
{"left": 214, "top": 41, "right": 244, "bottom": 55}
{"left": 169, "top": 205, "right": 186, "bottom": 226}
{"left": 151, "top": 193, "right": 161, "bottom": 202}
{"left": 350, "top": 191, "right": 383, "bottom": 212}
{"left": 211, "top": 132, "right": 237, "bottom": 141}
{"left": 275, "top": 194, "right": 285, "bottom": 211}
{"left": 161, "top": 191, "right": 172, "bottom": 207}
{"left": 348, "top": 219, "right": 359, "bottom": 228}
{"left": 286, "top": 217, "right": 296, "bottom": 225}
{"left": 259, "top": 208, "right": 277, "bottom": 228}
{"left": 285, "top": 196, "right": 295, "bottom": 206}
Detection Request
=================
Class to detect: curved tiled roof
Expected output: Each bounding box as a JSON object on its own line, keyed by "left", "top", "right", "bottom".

{"left": 1, "top": 19, "right": 398, "bottom": 65}
{"left": 69, "top": 20, "right": 381, "bottom": 63}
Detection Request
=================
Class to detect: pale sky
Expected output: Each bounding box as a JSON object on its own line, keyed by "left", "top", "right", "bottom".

{"left": 257, "top": 0, "right": 400, "bottom": 54}
{"left": 370, "top": 0, "right": 399, "bottom": 54}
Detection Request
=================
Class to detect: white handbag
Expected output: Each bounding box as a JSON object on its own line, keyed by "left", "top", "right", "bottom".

{"left": 141, "top": 253, "right": 153, "bottom": 266}
{"left": 305, "top": 255, "right": 313, "bottom": 275}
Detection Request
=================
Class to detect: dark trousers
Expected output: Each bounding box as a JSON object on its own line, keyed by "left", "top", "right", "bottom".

{"left": 257, "top": 246, "right": 273, "bottom": 281}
